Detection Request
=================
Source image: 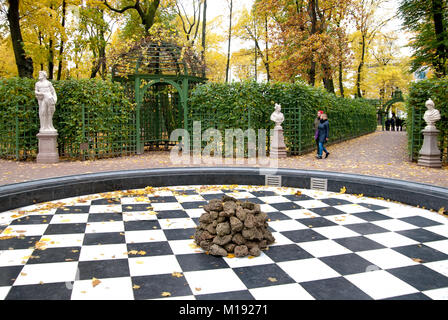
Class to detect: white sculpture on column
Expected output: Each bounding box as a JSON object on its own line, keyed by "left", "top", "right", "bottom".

{"left": 418, "top": 98, "right": 441, "bottom": 168}
{"left": 35, "top": 71, "right": 57, "bottom": 132}
{"left": 270, "top": 103, "right": 287, "bottom": 158}
{"left": 35, "top": 71, "right": 59, "bottom": 163}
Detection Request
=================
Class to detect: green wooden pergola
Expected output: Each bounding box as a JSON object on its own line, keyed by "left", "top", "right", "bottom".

{"left": 112, "top": 38, "right": 206, "bottom": 153}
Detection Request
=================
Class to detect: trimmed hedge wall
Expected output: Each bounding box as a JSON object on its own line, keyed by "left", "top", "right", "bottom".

{"left": 0, "top": 78, "right": 135, "bottom": 160}
{"left": 406, "top": 78, "right": 448, "bottom": 163}
{"left": 188, "top": 81, "right": 378, "bottom": 155}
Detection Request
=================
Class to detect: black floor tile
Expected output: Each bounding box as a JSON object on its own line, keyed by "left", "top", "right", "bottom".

{"left": 301, "top": 277, "right": 372, "bottom": 300}
{"left": 264, "top": 244, "right": 314, "bottom": 262}
{"left": 0, "top": 235, "right": 41, "bottom": 250}
{"left": 388, "top": 264, "right": 448, "bottom": 291}
{"left": 297, "top": 217, "right": 338, "bottom": 228}
{"left": 181, "top": 201, "right": 208, "bottom": 209}
{"left": 27, "top": 246, "right": 81, "bottom": 264}
{"left": 155, "top": 210, "right": 189, "bottom": 219}
{"left": 392, "top": 244, "right": 448, "bottom": 263}
{"left": 88, "top": 212, "right": 123, "bottom": 222}
{"left": 334, "top": 236, "right": 386, "bottom": 252}
{"left": 6, "top": 282, "right": 73, "bottom": 300}
{"left": 10, "top": 215, "right": 52, "bottom": 225}
{"left": 233, "top": 264, "right": 295, "bottom": 289}
{"left": 281, "top": 229, "right": 327, "bottom": 243}
{"left": 176, "top": 253, "right": 229, "bottom": 272}
{"left": 44, "top": 223, "right": 86, "bottom": 235}
{"left": 196, "top": 290, "right": 255, "bottom": 300}
{"left": 344, "top": 223, "right": 389, "bottom": 235}
{"left": 320, "top": 253, "right": 379, "bottom": 275}
{"left": 352, "top": 211, "right": 392, "bottom": 222}
{"left": 124, "top": 220, "right": 161, "bottom": 231}
{"left": 163, "top": 228, "right": 196, "bottom": 241}
{"left": 320, "top": 198, "right": 354, "bottom": 206}
{"left": 132, "top": 274, "right": 192, "bottom": 300}
{"left": 270, "top": 202, "right": 303, "bottom": 211}
{"left": 308, "top": 207, "right": 347, "bottom": 217}
{"left": 267, "top": 211, "right": 292, "bottom": 221}
{"left": 0, "top": 265, "right": 24, "bottom": 286}
{"left": 54, "top": 206, "right": 90, "bottom": 214}
{"left": 147, "top": 196, "right": 178, "bottom": 203}
{"left": 78, "top": 259, "right": 130, "bottom": 280}
{"left": 397, "top": 229, "right": 447, "bottom": 243}
{"left": 399, "top": 216, "right": 443, "bottom": 228}
{"left": 82, "top": 232, "right": 126, "bottom": 245}
{"left": 126, "top": 241, "right": 173, "bottom": 256}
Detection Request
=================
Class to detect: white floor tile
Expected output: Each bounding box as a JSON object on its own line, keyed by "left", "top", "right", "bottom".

{"left": 183, "top": 269, "right": 247, "bottom": 295}
{"left": 278, "top": 258, "right": 340, "bottom": 283}
{"left": 346, "top": 270, "right": 418, "bottom": 300}
{"left": 249, "top": 283, "right": 315, "bottom": 300}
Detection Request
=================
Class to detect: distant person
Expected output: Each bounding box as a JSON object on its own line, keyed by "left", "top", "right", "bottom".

{"left": 385, "top": 118, "right": 390, "bottom": 131}
{"left": 396, "top": 118, "right": 403, "bottom": 131}
{"left": 391, "top": 113, "right": 397, "bottom": 131}
{"left": 314, "top": 110, "right": 323, "bottom": 156}
{"left": 316, "top": 113, "right": 330, "bottom": 159}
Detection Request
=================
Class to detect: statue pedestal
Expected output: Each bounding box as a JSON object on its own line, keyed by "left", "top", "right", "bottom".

{"left": 270, "top": 126, "right": 287, "bottom": 158}
{"left": 36, "top": 131, "right": 59, "bottom": 164}
{"left": 418, "top": 127, "right": 441, "bottom": 168}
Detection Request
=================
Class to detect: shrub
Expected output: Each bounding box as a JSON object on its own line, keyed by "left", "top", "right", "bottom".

{"left": 188, "top": 81, "right": 377, "bottom": 155}
{"left": 406, "top": 78, "right": 448, "bottom": 163}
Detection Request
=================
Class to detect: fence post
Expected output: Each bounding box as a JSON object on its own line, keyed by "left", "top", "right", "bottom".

{"left": 15, "top": 104, "right": 19, "bottom": 160}
{"left": 298, "top": 104, "right": 302, "bottom": 154}
{"left": 410, "top": 105, "right": 415, "bottom": 161}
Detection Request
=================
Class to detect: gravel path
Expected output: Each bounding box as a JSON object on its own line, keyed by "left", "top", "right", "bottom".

{"left": 0, "top": 129, "right": 447, "bottom": 188}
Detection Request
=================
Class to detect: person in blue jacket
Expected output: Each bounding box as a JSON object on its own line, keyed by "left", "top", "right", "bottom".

{"left": 316, "top": 113, "right": 330, "bottom": 159}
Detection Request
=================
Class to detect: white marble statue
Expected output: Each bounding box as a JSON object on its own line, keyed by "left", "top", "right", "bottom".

{"left": 35, "top": 71, "right": 57, "bottom": 133}
{"left": 270, "top": 103, "right": 284, "bottom": 128}
{"left": 423, "top": 98, "right": 441, "bottom": 128}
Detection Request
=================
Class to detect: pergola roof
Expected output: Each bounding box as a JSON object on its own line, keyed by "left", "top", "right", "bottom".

{"left": 111, "top": 37, "right": 205, "bottom": 79}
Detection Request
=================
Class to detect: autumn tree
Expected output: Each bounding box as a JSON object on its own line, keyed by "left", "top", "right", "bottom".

{"left": 349, "top": 0, "right": 395, "bottom": 98}
{"left": 3, "top": 0, "right": 34, "bottom": 78}
{"left": 103, "top": 0, "right": 161, "bottom": 35}
{"left": 234, "top": 5, "right": 271, "bottom": 81}
{"left": 399, "top": 0, "right": 448, "bottom": 77}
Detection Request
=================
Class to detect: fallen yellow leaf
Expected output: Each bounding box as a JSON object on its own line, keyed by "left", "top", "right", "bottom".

{"left": 161, "top": 291, "right": 171, "bottom": 297}
{"left": 92, "top": 278, "right": 101, "bottom": 287}
{"left": 172, "top": 272, "right": 184, "bottom": 278}
{"left": 268, "top": 277, "right": 278, "bottom": 282}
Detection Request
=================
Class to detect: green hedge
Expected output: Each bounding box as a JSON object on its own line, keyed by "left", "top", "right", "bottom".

{"left": 0, "top": 78, "right": 136, "bottom": 160}
{"left": 188, "top": 81, "right": 378, "bottom": 155}
{"left": 406, "top": 78, "right": 448, "bottom": 163}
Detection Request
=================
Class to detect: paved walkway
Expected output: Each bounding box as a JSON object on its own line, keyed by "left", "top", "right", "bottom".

{"left": 0, "top": 129, "right": 447, "bottom": 188}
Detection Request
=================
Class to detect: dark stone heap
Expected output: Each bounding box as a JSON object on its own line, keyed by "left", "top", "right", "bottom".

{"left": 193, "top": 195, "right": 276, "bottom": 257}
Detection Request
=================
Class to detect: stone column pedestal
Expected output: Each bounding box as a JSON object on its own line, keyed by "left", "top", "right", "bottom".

{"left": 270, "top": 126, "right": 287, "bottom": 158}
{"left": 418, "top": 127, "right": 441, "bottom": 168}
{"left": 36, "top": 131, "right": 59, "bottom": 164}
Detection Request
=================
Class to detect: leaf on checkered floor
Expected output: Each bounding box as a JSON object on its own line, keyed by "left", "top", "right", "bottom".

{"left": 172, "top": 272, "right": 183, "bottom": 278}
{"left": 161, "top": 291, "right": 171, "bottom": 297}
{"left": 92, "top": 278, "right": 101, "bottom": 287}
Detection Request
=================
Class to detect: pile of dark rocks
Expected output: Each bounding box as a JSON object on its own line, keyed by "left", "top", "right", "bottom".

{"left": 193, "top": 195, "right": 275, "bottom": 257}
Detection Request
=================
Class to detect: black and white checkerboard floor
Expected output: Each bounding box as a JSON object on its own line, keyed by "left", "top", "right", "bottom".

{"left": 1, "top": 185, "right": 448, "bottom": 300}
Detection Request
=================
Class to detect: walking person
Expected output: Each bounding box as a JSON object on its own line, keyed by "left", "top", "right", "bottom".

{"left": 314, "top": 110, "right": 323, "bottom": 156}
{"left": 316, "top": 113, "right": 330, "bottom": 159}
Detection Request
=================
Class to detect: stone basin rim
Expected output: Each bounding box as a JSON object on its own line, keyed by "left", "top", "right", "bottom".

{"left": 0, "top": 167, "right": 447, "bottom": 213}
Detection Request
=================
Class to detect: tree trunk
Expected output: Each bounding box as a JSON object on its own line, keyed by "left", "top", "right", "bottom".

{"left": 338, "top": 61, "right": 344, "bottom": 97}
{"left": 7, "top": 0, "right": 33, "bottom": 78}
{"left": 356, "top": 34, "right": 366, "bottom": 98}
{"left": 307, "top": 0, "right": 317, "bottom": 86}
{"left": 225, "top": 0, "right": 233, "bottom": 83}
{"left": 265, "top": 16, "right": 270, "bottom": 82}
{"left": 48, "top": 4, "right": 54, "bottom": 79}
{"left": 201, "top": 0, "right": 207, "bottom": 78}
{"left": 57, "top": 0, "right": 66, "bottom": 80}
